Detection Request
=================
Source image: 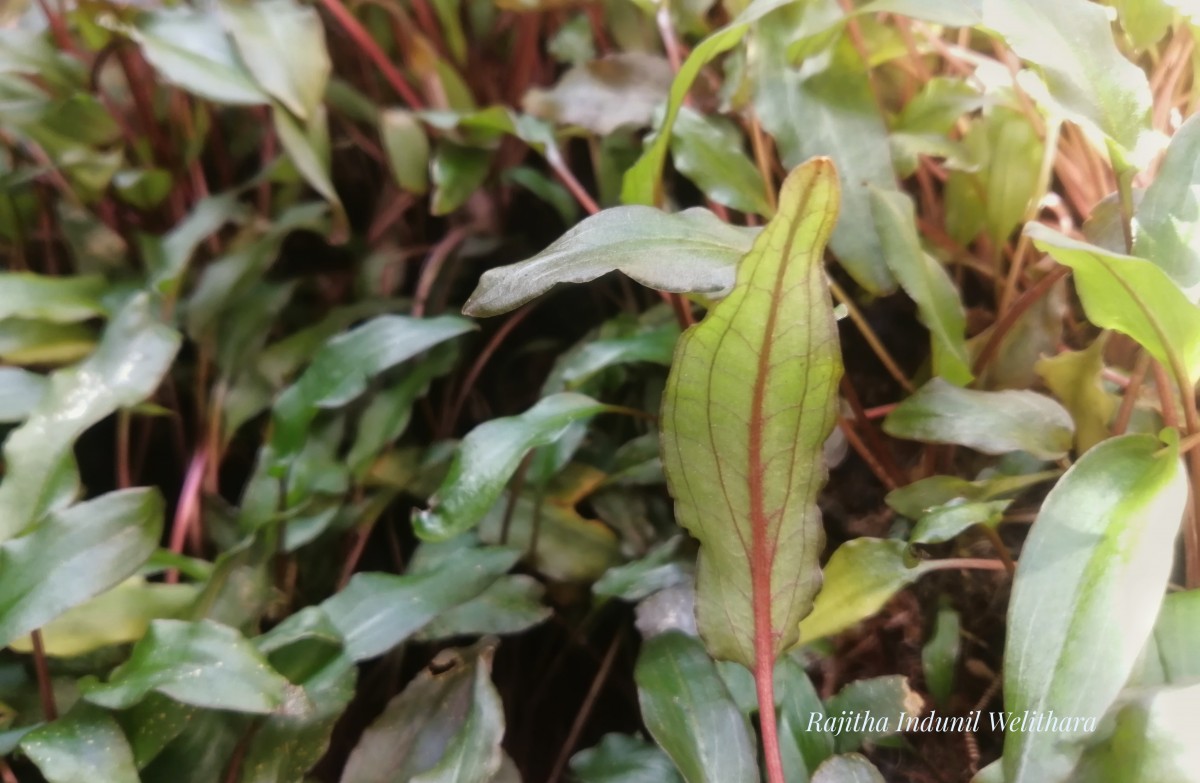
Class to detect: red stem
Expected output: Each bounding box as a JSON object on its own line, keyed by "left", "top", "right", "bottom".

{"left": 319, "top": 0, "right": 425, "bottom": 108}
{"left": 166, "top": 447, "right": 208, "bottom": 584}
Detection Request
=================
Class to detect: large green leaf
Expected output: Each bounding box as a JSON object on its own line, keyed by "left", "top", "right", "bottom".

{"left": 1028, "top": 223, "right": 1200, "bottom": 382}
{"left": 1068, "top": 683, "right": 1200, "bottom": 783}
{"left": 340, "top": 642, "right": 504, "bottom": 783}
{"left": 82, "top": 619, "right": 291, "bottom": 714}
{"left": 798, "top": 539, "right": 933, "bottom": 644}
{"left": 321, "top": 547, "right": 520, "bottom": 660}
{"left": 0, "top": 294, "right": 180, "bottom": 541}
{"left": 272, "top": 314, "right": 475, "bottom": 456}
{"left": 1002, "top": 434, "right": 1187, "bottom": 782}
{"left": 870, "top": 188, "right": 971, "bottom": 385}
{"left": 635, "top": 632, "right": 759, "bottom": 783}
{"left": 661, "top": 159, "right": 841, "bottom": 666}
{"left": 1133, "top": 112, "right": 1200, "bottom": 288}
{"left": 883, "top": 377, "right": 1074, "bottom": 459}
{"left": 0, "top": 489, "right": 163, "bottom": 648}
{"left": 462, "top": 207, "right": 755, "bottom": 317}
{"left": 218, "top": 0, "right": 329, "bottom": 120}
{"left": 414, "top": 392, "right": 613, "bottom": 540}
{"left": 22, "top": 704, "right": 140, "bottom": 783}
{"left": 981, "top": 0, "right": 1151, "bottom": 157}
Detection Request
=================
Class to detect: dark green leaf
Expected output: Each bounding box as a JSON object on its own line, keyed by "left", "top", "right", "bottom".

{"left": 22, "top": 704, "right": 139, "bottom": 783}
{"left": 431, "top": 142, "right": 492, "bottom": 216}
{"left": 82, "top": 619, "right": 291, "bottom": 714}
{"left": 569, "top": 733, "right": 684, "bottom": 783}
{"left": 921, "top": 602, "right": 960, "bottom": 707}
{"left": 825, "top": 675, "right": 922, "bottom": 753}
{"left": 0, "top": 489, "right": 163, "bottom": 648}
{"left": 670, "top": 107, "right": 771, "bottom": 216}
{"left": 635, "top": 632, "right": 759, "bottom": 783}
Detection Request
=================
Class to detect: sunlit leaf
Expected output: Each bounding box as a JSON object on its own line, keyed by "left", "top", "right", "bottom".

{"left": 661, "top": 159, "right": 841, "bottom": 665}
{"left": 1035, "top": 336, "right": 1117, "bottom": 453}
{"left": 0, "top": 272, "right": 106, "bottom": 322}
{"left": 1002, "top": 433, "right": 1186, "bottom": 782}
{"left": 883, "top": 378, "right": 1074, "bottom": 459}
{"left": 635, "top": 632, "right": 759, "bottom": 783}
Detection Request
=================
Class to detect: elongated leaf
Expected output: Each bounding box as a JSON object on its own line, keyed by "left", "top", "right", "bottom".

{"left": 1002, "top": 433, "right": 1186, "bottom": 783}
{"left": 82, "top": 619, "right": 291, "bottom": 714}
{"left": 0, "top": 294, "right": 180, "bottom": 541}
{"left": 922, "top": 602, "right": 960, "bottom": 707}
{"left": 909, "top": 499, "right": 1010, "bottom": 545}
{"left": 341, "top": 642, "right": 504, "bottom": 783}
{"left": 22, "top": 704, "right": 139, "bottom": 783}
{"left": 870, "top": 187, "right": 971, "bottom": 385}
{"left": 219, "top": 0, "right": 329, "bottom": 120}
{"left": 661, "top": 159, "right": 841, "bottom": 666}
{"left": 798, "top": 539, "right": 933, "bottom": 644}
{"left": 1028, "top": 223, "right": 1200, "bottom": 382}
{"left": 381, "top": 108, "right": 430, "bottom": 194}
{"left": 883, "top": 377, "right": 1074, "bottom": 459}
{"left": 635, "top": 632, "right": 759, "bottom": 783}
{"left": 570, "top": 733, "right": 684, "bottom": 783}
{"left": 0, "top": 489, "right": 163, "bottom": 648}
{"left": 981, "top": 0, "right": 1151, "bottom": 156}
{"left": 414, "top": 393, "right": 612, "bottom": 540}
{"left": 886, "top": 471, "right": 1059, "bottom": 520}
{"left": 671, "top": 108, "right": 771, "bottom": 216}
{"left": 1035, "top": 336, "right": 1117, "bottom": 453}
{"left": 123, "top": 7, "right": 268, "bottom": 105}
{"left": 0, "top": 273, "right": 106, "bottom": 321}
{"left": 463, "top": 207, "right": 755, "bottom": 317}
{"left": 322, "top": 547, "right": 520, "bottom": 660}
{"left": 755, "top": 35, "right": 897, "bottom": 293}
{"left": 273, "top": 314, "right": 474, "bottom": 456}
{"left": 1133, "top": 112, "right": 1200, "bottom": 287}
{"left": 272, "top": 105, "right": 347, "bottom": 238}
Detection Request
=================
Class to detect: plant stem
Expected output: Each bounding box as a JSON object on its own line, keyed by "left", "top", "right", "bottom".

{"left": 31, "top": 630, "right": 56, "bottom": 721}
{"left": 319, "top": 0, "right": 425, "bottom": 108}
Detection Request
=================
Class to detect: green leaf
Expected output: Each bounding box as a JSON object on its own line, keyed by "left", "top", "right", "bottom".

{"left": 570, "top": 733, "right": 684, "bottom": 783}
{"left": 670, "top": 107, "right": 771, "bottom": 216}
{"left": 798, "top": 539, "right": 933, "bottom": 644}
{"left": 1028, "top": 223, "right": 1200, "bottom": 382}
{"left": 272, "top": 104, "right": 347, "bottom": 239}
{"left": 1133, "top": 112, "right": 1200, "bottom": 288}
{"left": 463, "top": 206, "right": 755, "bottom": 317}
{"left": 82, "top": 619, "right": 291, "bottom": 714}
{"left": 776, "top": 655, "right": 833, "bottom": 779}
{"left": 341, "top": 641, "right": 504, "bottom": 783}
{"left": 754, "top": 35, "right": 898, "bottom": 294}
{"left": 1068, "top": 682, "right": 1200, "bottom": 783}
{"left": 870, "top": 187, "right": 971, "bottom": 385}
{"left": 825, "top": 675, "right": 922, "bottom": 753}
{"left": 145, "top": 192, "right": 249, "bottom": 296}
{"left": 431, "top": 142, "right": 491, "bottom": 216}
{"left": 219, "top": 0, "right": 330, "bottom": 120}
{"left": 909, "top": 499, "right": 1011, "bottom": 546}
{"left": 113, "top": 168, "right": 172, "bottom": 210}
{"left": 981, "top": 0, "right": 1151, "bottom": 156}
{"left": 414, "top": 392, "right": 612, "bottom": 541}
{"left": 921, "top": 602, "right": 960, "bottom": 707}
{"left": 273, "top": 314, "right": 473, "bottom": 456}
{"left": 1002, "top": 433, "right": 1187, "bottom": 783}
{"left": 418, "top": 575, "right": 550, "bottom": 640}
{"left": 593, "top": 536, "right": 692, "bottom": 602}
{"left": 7, "top": 579, "right": 195, "bottom": 658}
{"left": 0, "top": 489, "right": 164, "bottom": 648}
{"left": 381, "top": 108, "right": 431, "bottom": 194}
{"left": 0, "top": 366, "right": 46, "bottom": 422}
{"left": 543, "top": 320, "right": 679, "bottom": 393}
{"left": 22, "top": 704, "right": 140, "bottom": 783}
{"left": 660, "top": 158, "right": 842, "bottom": 665}
{"left": 883, "top": 377, "right": 1074, "bottom": 459}
{"left": 321, "top": 547, "right": 519, "bottom": 660}
{"left": 0, "top": 320, "right": 95, "bottom": 366}
{"left": 810, "top": 754, "right": 886, "bottom": 783}
{"left": 635, "top": 632, "right": 759, "bottom": 783}
{"left": 524, "top": 52, "right": 673, "bottom": 135}
{"left": 1139, "top": 589, "right": 1200, "bottom": 685}
{"left": 0, "top": 294, "right": 180, "bottom": 541}
{"left": 1035, "top": 335, "right": 1117, "bottom": 453}
{"left": 0, "top": 272, "right": 106, "bottom": 321}
{"left": 122, "top": 7, "right": 268, "bottom": 105}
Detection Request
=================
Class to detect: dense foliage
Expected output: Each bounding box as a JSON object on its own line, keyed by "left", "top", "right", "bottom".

{"left": 0, "top": 0, "right": 1198, "bottom": 781}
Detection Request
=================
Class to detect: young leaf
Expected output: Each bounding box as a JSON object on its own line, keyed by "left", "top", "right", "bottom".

{"left": 883, "top": 377, "right": 1074, "bottom": 459}
{"left": 462, "top": 207, "right": 755, "bottom": 317}
{"left": 82, "top": 619, "right": 291, "bottom": 714}
{"left": 414, "top": 392, "right": 613, "bottom": 540}
{"left": 1133, "top": 112, "right": 1200, "bottom": 288}
{"left": 908, "top": 499, "right": 1011, "bottom": 546}
{"left": 0, "top": 489, "right": 164, "bottom": 649}
{"left": 635, "top": 632, "right": 759, "bottom": 783}
{"left": 869, "top": 187, "right": 971, "bottom": 385}
{"left": 1002, "top": 434, "right": 1187, "bottom": 782}
{"left": 670, "top": 107, "right": 772, "bottom": 216}
{"left": 921, "top": 602, "right": 960, "bottom": 707}
{"left": 1028, "top": 223, "right": 1200, "bottom": 382}
{"left": 798, "top": 539, "right": 933, "bottom": 644}
{"left": 1035, "top": 335, "right": 1117, "bottom": 453}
